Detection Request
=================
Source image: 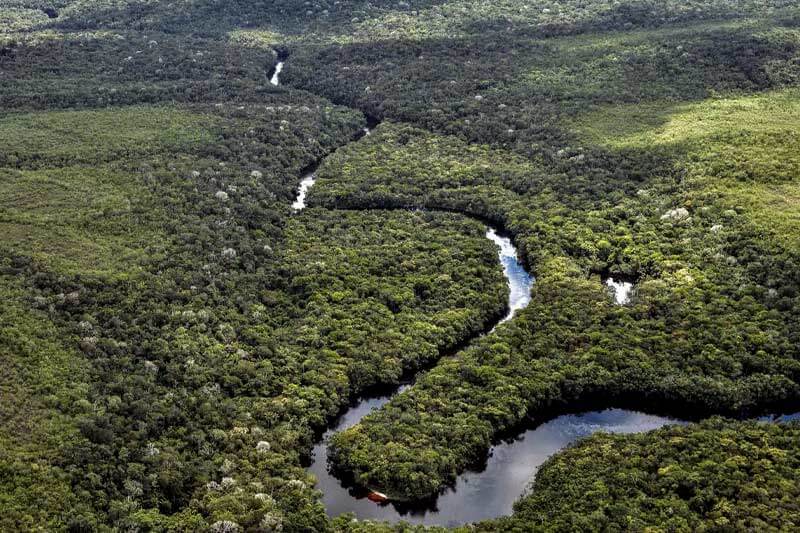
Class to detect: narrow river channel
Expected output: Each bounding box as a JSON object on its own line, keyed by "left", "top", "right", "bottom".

{"left": 289, "top": 160, "right": 682, "bottom": 524}
{"left": 277, "top": 54, "right": 800, "bottom": 527}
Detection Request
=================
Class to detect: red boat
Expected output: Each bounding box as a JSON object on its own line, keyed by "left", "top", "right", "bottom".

{"left": 366, "top": 490, "right": 389, "bottom": 503}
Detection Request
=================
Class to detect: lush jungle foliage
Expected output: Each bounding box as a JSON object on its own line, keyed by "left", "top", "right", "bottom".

{"left": 316, "top": 113, "right": 800, "bottom": 500}
{"left": 3, "top": 0, "right": 800, "bottom": 531}
{"left": 481, "top": 418, "right": 800, "bottom": 532}
{"left": 0, "top": 106, "right": 506, "bottom": 531}
{"left": 0, "top": 92, "right": 509, "bottom": 531}
{"left": 331, "top": 419, "right": 800, "bottom": 532}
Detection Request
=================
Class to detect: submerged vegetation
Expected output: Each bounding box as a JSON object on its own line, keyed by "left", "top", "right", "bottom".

{"left": 2, "top": 0, "right": 800, "bottom": 531}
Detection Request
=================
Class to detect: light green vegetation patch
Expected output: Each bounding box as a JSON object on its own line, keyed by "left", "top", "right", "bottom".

{"left": 0, "top": 106, "right": 220, "bottom": 168}
{"left": 513, "top": 22, "right": 800, "bottom": 107}
{"left": 574, "top": 88, "right": 800, "bottom": 249}
{"left": 228, "top": 29, "right": 284, "bottom": 49}
{"left": 575, "top": 88, "right": 800, "bottom": 163}
{"left": 0, "top": 166, "right": 163, "bottom": 277}
{"left": 0, "top": 277, "right": 93, "bottom": 531}
{"left": 0, "top": 106, "right": 217, "bottom": 277}
{"left": 0, "top": 8, "right": 50, "bottom": 33}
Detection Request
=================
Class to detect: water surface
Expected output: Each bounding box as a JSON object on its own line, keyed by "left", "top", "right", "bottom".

{"left": 291, "top": 172, "right": 316, "bottom": 210}
{"left": 760, "top": 411, "right": 800, "bottom": 422}
{"left": 486, "top": 228, "right": 533, "bottom": 325}
{"left": 310, "top": 408, "right": 684, "bottom": 526}
{"left": 308, "top": 386, "right": 409, "bottom": 521}
{"left": 270, "top": 61, "right": 284, "bottom": 86}
{"left": 604, "top": 277, "right": 633, "bottom": 305}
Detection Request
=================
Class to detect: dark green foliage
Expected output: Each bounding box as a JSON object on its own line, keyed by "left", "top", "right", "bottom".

{"left": 283, "top": 14, "right": 800, "bottom": 163}
{"left": 314, "top": 118, "right": 800, "bottom": 501}
{"left": 0, "top": 94, "right": 505, "bottom": 527}
{"left": 482, "top": 419, "right": 800, "bottom": 531}
{"left": 0, "top": 30, "right": 284, "bottom": 110}
{"left": 4, "top": 0, "right": 800, "bottom": 529}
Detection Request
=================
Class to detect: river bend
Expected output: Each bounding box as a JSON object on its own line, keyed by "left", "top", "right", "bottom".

{"left": 276, "top": 54, "right": 799, "bottom": 527}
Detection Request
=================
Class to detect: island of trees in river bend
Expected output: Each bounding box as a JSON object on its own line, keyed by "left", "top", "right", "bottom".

{"left": 2, "top": 1, "right": 800, "bottom": 531}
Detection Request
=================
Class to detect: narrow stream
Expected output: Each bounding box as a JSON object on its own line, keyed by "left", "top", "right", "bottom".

{"left": 486, "top": 228, "right": 532, "bottom": 325}
{"left": 604, "top": 277, "right": 634, "bottom": 305}
{"left": 279, "top": 54, "right": 800, "bottom": 527}
{"left": 270, "top": 61, "right": 284, "bottom": 86}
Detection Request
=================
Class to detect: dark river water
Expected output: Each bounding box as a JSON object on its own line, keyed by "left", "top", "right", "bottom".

{"left": 280, "top": 57, "right": 799, "bottom": 526}
{"left": 309, "top": 405, "right": 685, "bottom": 526}
{"left": 300, "top": 218, "right": 799, "bottom": 525}
{"left": 303, "top": 221, "right": 681, "bottom": 525}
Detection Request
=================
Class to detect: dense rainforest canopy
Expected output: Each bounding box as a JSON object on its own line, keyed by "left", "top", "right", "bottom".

{"left": 2, "top": 0, "right": 800, "bottom": 531}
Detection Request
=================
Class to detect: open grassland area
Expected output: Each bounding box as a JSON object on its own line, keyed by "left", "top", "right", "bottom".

{"left": 2, "top": 0, "right": 800, "bottom": 531}
{"left": 0, "top": 106, "right": 202, "bottom": 276}
{"left": 0, "top": 107, "right": 219, "bottom": 168}
{"left": 575, "top": 88, "right": 800, "bottom": 250}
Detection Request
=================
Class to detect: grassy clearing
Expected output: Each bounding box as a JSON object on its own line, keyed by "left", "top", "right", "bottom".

{"left": 0, "top": 165, "right": 164, "bottom": 278}
{"left": 573, "top": 88, "right": 800, "bottom": 250}
{"left": 0, "top": 105, "right": 222, "bottom": 277}
{"left": 0, "top": 106, "right": 219, "bottom": 168}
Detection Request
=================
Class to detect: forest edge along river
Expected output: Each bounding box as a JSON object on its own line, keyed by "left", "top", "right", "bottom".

{"left": 286, "top": 116, "right": 682, "bottom": 525}
{"left": 275, "top": 53, "right": 800, "bottom": 526}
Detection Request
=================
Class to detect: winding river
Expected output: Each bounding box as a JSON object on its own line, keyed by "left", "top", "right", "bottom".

{"left": 276, "top": 55, "right": 799, "bottom": 526}
{"left": 289, "top": 145, "right": 682, "bottom": 524}
{"left": 310, "top": 408, "right": 684, "bottom": 526}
